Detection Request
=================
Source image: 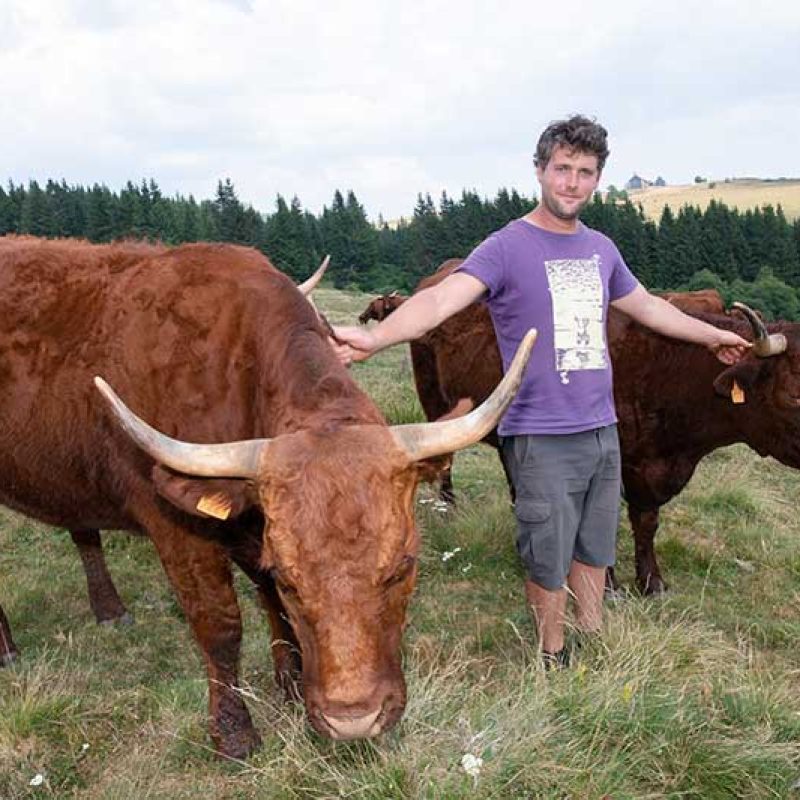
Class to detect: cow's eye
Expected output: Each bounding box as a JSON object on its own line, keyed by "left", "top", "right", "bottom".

{"left": 386, "top": 555, "right": 415, "bottom": 586}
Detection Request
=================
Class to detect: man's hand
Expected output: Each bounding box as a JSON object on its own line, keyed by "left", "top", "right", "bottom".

{"left": 329, "top": 325, "right": 378, "bottom": 367}
{"left": 709, "top": 330, "right": 751, "bottom": 365}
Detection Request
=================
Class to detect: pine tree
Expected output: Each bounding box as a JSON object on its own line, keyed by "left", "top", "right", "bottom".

{"left": 19, "top": 180, "right": 52, "bottom": 236}
{"left": 46, "top": 180, "right": 71, "bottom": 237}
{"left": 318, "top": 190, "right": 379, "bottom": 288}
{"left": 667, "top": 206, "right": 704, "bottom": 286}
{"left": 176, "top": 195, "right": 203, "bottom": 242}
{"left": 0, "top": 185, "right": 15, "bottom": 235}
{"left": 5, "top": 182, "right": 25, "bottom": 234}
{"left": 85, "top": 184, "right": 115, "bottom": 242}
{"left": 653, "top": 205, "right": 678, "bottom": 288}
{"left": 210, "top": 179, "right": 249, "bottom": 243}
{"left": 118, "top": 181, "right": 142, "bottom": 238}
{"left": 407, "top": 193, "right": 442, "bottom": 284}
{"left": 262, "top": 195, "right": 314, "bottom": 279}
{"left": 765, "top": 205, "right": 799, "bottom": 285}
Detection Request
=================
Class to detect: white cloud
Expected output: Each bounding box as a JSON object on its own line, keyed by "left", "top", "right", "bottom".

{"left": 1, "top": 0, "right": 798, "bottom": 219}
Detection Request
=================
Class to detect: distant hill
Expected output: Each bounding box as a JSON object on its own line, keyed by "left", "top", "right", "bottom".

{"left": 621, "top": 178, "right": 800, "bottom": 222}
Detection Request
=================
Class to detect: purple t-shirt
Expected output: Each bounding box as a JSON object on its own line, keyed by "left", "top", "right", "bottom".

{"left": 457, "top": 219, "right": 640, "bottom": 435}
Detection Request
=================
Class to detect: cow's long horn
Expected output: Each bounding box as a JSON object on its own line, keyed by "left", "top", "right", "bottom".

{"left": 297, "top": 255, "right": 330, "bottom": 296}
{"left": 390, "top": 329, "right": 537, "bottom": 462}
{"left": 731, "top": 302, "right": 787, "bottom": 357}
{"left": 94, "top": 377, "right": 267, "bottom": 478}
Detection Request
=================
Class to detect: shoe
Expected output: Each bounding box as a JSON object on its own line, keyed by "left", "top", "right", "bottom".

{"left": 541, "top": 647, "right": 570, "bottom": 671}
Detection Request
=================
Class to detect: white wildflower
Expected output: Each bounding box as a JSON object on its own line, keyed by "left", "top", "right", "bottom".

{"left": 461, "top": 753, "right": 483, "bottom": 779}
{"left": 461, "top": 563, "right": 473, "bottom": 574}
{"left": 30, "top": 774, "right": 45, "bottom": 787}
{"left": 441, "top": 547, "right": 462, "bottom": 562}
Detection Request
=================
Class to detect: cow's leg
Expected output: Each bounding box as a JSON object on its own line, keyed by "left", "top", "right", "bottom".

{"left": 257, "top": 579, "right": 303, "bottom": 701}
{"left": 146, "top": 520, "right": 261, "bottom": 759}
{"left": 629, "top": 506, "right": 667, "bottom": 595}
{"left": 438, "top": 465, "right": 455, "bottom": 505}
{"left": 226, "top": 545, "right": 303, "bottom": 702}
{"left": 70, "top": 529, "right": 132, "bottom": 625}
{"left": 0, "top": 605, "right": 18, "bottom": 666}
{"left": 496, "top": 444, "right": 516, "bottom": 505}
{"left": 604, "top": 566, "right": 620, "bottom": 595}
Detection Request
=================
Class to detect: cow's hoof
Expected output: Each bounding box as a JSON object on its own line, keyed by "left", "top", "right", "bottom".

{"left": 217, "top": 726, "right": 262, "bottom": 761}
{"left": 1, "top": 650, "right": 19, "bottom": 667}
{"left": 604, "top": 585, "right": 628, "bottom": 603}
{"left": 99, "top": 611, "right": 134, "bottom": 627}
{"left": 640, "top": 577, "right": 668, "bottom": 596}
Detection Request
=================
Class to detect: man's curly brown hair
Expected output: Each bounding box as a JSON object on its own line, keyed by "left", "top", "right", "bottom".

{"left": 534, "top": 115, "right": 609, "bottom": 172}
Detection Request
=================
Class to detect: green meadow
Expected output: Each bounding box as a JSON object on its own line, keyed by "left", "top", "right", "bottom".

{"left": 1, "top": 287, "right": 799, "bottom": 799}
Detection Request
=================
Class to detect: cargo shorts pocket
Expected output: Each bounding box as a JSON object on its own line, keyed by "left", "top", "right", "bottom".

{"left": 514, "top": 498, "right": 553, "bottom": 556}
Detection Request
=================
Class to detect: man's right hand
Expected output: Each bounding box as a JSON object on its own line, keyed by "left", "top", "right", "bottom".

{"left": 330, "top": 326, "right": 378, "bottom": 366}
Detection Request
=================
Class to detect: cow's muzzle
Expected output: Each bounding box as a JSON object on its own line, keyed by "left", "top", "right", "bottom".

{"left": 319, "top": 706, "right": 384, "bottom": 740}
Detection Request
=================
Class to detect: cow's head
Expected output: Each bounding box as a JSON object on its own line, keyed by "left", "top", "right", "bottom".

{"left": 358, "top": 293, "right": 406, "bottom": 324}
{"left": 95, "top": 330, "right": 536, "bottom": 740}
{"left": 713, "top": 303, "right": 800, "bottom": 463}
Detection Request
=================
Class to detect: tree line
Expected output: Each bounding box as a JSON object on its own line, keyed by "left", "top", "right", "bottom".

{"left": 2, "top": 177, "right": 800, "bottom": 317}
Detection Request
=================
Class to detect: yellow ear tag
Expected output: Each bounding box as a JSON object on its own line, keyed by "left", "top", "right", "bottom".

{"left": 731, "top": 380, "right": 745, "bottom": 404}
{"left": 197, "top": 493, "right": 232, "bottom": 520}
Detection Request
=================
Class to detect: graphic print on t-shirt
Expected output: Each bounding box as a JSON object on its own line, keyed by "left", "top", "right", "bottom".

{"left": 544, "top": 255, "right": 607, "bottom": 384}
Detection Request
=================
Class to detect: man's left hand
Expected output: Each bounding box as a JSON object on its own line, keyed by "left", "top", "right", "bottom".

{"left": 710, "top": 331, "right": 751, "bottom": 365}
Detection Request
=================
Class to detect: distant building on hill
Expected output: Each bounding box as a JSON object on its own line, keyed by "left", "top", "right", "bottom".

{"left": 654, "top": 176, "right": 666, "bottom": 187}
{"left": 625, "top": 173, "right": 652, "bottom": 190}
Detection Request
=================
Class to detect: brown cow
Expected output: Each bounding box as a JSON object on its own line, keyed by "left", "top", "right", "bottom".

{"left": 0, "top": 236, "right": 534, "bottom": 756}
{"left": 58, "top": 254, "right": 334, "bottom": 629}
{"left": 359, "top": 260, "right": 799, "bottom": 595}
{"left": 608, "top": 300, "right": 795, "bottom": 593}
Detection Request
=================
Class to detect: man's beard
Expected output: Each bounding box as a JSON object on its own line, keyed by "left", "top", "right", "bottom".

{"left": 541, "top": 189, "right": 590, "bottom": 221}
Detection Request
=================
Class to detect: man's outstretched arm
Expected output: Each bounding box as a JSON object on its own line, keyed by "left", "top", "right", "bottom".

{"left": 612, "top": 285, "right": 751, "bottom": 365}
{"left": 331, "top": 272, "right": 488, "bottom": 364}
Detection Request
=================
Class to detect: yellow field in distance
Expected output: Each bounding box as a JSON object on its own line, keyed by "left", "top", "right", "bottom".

{"left": 621, "top": 178, "right": 800, "bottom": 222}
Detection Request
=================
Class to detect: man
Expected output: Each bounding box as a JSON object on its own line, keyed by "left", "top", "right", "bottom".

{"left": 331, "top": 116, "right": 749, "bottom": 667}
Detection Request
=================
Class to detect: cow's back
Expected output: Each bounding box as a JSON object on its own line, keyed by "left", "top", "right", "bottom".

{"left": 0, "top": 237, "right": 363, "bottom": 529}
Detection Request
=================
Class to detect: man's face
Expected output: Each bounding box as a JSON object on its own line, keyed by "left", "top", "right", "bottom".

{"left": 536, "top": 145, "right": 601, "bottom": 221}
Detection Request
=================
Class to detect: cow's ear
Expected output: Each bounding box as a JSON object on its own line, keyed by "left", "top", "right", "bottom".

{"left": 152, "top": 465, "right": 258, "bottom": 520}
{"left": 415, "top": 453, "right": 452, "bottom": 484}
{"left": 713, "top": 360, "right": 763, "bottom": 399}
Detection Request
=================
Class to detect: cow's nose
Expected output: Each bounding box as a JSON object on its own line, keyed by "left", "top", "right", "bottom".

{"left": 321, "top": 706, "right": 383, "bottom": 740}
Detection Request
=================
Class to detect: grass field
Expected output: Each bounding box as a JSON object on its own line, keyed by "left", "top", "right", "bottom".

{"left": 1, "top": 288, "right": 799, "bottom": 798}
{"left": 624, "top": 179, "right": 800, "bottom": 222}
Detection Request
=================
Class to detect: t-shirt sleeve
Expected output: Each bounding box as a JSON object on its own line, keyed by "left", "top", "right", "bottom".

{"left": 608, "top": 242, "right": 640, "bottom": 301}
{"left": 454, "top": 233, "right": 505, "bottom": 299}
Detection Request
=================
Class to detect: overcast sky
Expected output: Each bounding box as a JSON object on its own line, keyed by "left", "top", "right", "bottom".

{"left": 2, "top": 0, "right": 798, "bottom": 221}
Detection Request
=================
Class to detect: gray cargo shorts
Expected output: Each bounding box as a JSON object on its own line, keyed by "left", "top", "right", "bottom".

{"left": 502, "top": 424, "right": 621, "bottom": 591}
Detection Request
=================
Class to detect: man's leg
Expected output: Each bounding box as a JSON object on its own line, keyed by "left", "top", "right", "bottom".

{"left": 524, "top": 578, "right": 568, "bottom": 654}
{"left": 506, "top": 434, "right": 584, "bottom": 661}
{"left": 567, "top": 560, "right": 606, "bottom": 633}
{"left": 573, "top": 424, "right": 622, "bottom": 635}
